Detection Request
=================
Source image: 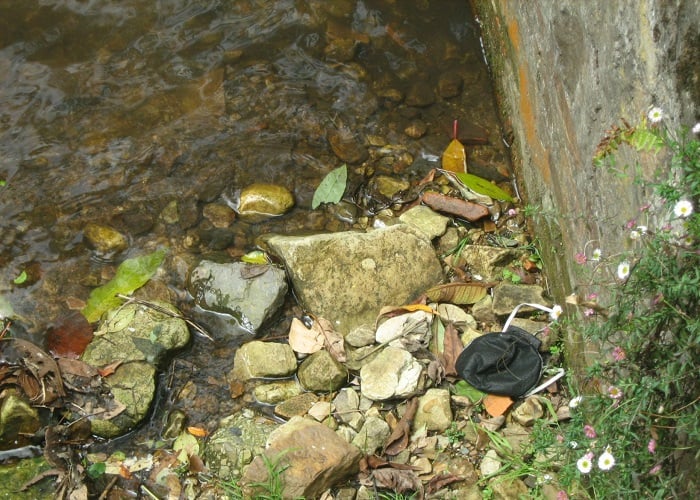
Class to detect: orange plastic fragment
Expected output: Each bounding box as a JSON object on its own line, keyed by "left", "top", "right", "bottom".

{"left": 484, "top": 394, "right": 514, "bottom": 417}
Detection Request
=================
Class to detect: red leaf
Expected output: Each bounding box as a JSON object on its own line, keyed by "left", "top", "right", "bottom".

{"left": 46, "top": 311, "right": 94, "bottom": 358}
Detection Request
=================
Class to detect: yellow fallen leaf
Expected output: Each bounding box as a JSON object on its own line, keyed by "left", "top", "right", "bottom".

{"left": 187, "top": 426, "right": 209, "bottom": 438}
{"left": 441, "top": 138, "right": 467, "bottom": 173}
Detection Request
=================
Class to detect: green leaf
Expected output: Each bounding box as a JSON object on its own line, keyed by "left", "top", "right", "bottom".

{"left": 454, "top": 172, "right": 514, "bottom": 202}
{"left": 13, "top": 270, "right": 27, "bottom": 285}
{"left": 87, "top": 462, "right": 106, "bottom": 479}
{"left": 81, "top": 249, "right": 167, "bottom": 323}
{"left": 312, "top": 164, "right": 347, "bottom": 209}
{"left": 453, "top": 380, "right": 485, "bottom": 403}
{"left": 241, "top": 250, "right": 269, "bottom": 264}
{"left": 628, "top": 127, "right": 664, "bottom": 154}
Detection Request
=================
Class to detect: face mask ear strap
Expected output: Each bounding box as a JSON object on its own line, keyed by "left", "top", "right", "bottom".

{"left": 525, "top": 367, "right": 566, "bottom": 397}
{"left": 503, "top": 303, "right": 556, "bottom": 332}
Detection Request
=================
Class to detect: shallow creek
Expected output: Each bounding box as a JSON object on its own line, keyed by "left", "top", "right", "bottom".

{"left": 0, "top": 0, "right": 514, "bottom": 485}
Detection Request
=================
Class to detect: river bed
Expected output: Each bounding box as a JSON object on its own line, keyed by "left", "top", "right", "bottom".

{"left": 0, "top": 0, "right": 513, "bottom": 492}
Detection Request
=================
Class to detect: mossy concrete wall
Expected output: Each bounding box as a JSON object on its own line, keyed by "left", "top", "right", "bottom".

{"left": 472, "top": 1, "right": 699, "bottom": 370}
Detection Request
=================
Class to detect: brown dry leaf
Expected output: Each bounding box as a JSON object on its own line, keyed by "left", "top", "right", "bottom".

{"left": 442, "top": 138, "right": 467, "bottom": 173}
{"left": 229, "top": 379, "right": 246, "bottom": 399}
{"left": 376, "top": 303, "right": 436, "bottom": 324}
{"left": 372, "top": 468, "right": 424, "bottom": 498}
{"left": 383, "top": 398, "right": 419, "bottom": 456}
{"left": 425, "top": 281, "right": 494, "bottom": 305}
{"left": 288, "top": 317, "right": 324, "bottom": 354}
{"left": 440, "top": 322, "right": 464, "bottom": 377}
{"left": 426, "top": 473, "right": 464, "bottom": 495}
{"left": 316, "top": 316, "right": 346, "bottom": 363}
{"left": 484, "top": 394, "right": 514, "bottom": 417}
{"left": 97, "top": 359, "right": 123, "bottom": 377}
{"left": 240, "top": 264, "right": 270, "bottom": 279}
{"left": 56, "top": 358, "right": 99, "bottom": 379}
{"left": 3, "top": 338, "right": 66, "bottom": 404}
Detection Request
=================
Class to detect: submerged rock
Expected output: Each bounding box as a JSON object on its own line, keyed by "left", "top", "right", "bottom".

{"left": 230, "top": 341, "right": 297, "bottom": 381}
{"left": 0, "top": 392, "right": 40, "bottom": 448}
{"left": 233, "top": 183, "right": 295, "bottom": 221}
{"left": 83, "top": 223, "right": 128, "bottom": 259}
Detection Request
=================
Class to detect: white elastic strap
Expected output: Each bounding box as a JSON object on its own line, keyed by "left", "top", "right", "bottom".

{"left": 503, "top": 302, "right": 556, "bottom": 332}
{"left": 525, "top": 367, "right": 566, "bottom": 397}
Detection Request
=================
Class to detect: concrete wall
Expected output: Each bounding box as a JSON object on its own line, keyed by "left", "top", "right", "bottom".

{"left": 472, "top": 0, "right": 698, "bottom": 367}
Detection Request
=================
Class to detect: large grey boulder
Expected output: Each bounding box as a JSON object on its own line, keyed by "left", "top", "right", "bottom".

{"left": 264, "top": 224, "right": 443, "bottom": 333}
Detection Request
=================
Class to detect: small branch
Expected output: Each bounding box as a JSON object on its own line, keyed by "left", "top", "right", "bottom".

{"left": 116, "top": 294, "right": 213, "bottom": 341}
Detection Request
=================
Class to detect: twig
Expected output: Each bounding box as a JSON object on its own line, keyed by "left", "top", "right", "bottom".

{"left": 98, "top": 475, "right": 118, "bottom": 500}
{"left": 116, "top": 294, "right": 214, "bottom": 341}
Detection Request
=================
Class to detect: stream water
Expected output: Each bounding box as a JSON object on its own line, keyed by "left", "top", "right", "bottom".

{"left": 0, "top": 0, "right": 511, "bottom": 483}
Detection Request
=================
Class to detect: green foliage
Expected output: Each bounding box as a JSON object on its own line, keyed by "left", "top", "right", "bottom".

{"left": 245, "top": 452, "right": 295, "bottom": 500}
{"left": 12, "top": 270, "right": 27, "bottom": 285}
{"left": 312, "top": 164, "right": 347, "bottom": 209}
{"left": 86, "top": 462, "right": 106, "bottom": 479}
{"left": 452, "top": 380, "right": 485, "bottom": 402}
{"left": 81, "top": 248, "right": 167, "bottom": 323}
{"left": 444, "top": 422, "right": 465, "bottom": 445}
{"left": 553, "top": 119, "right": 700, "bottom": 498}
{"left": 501, "top": 268, "right": 522, "bottom": 284}
{"left": 454, "top": 172, "right": 514, "bottom": 202}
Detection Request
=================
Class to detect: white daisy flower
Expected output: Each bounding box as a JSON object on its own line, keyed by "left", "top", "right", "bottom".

{"left": 549, "top": 304, "right": 563, "bottom": 321}
{"left": 591, "top": 248, "right": 602, "bottom": 261}
{"left": 673, "top": 199, "right": 693, "bottom": 218}
{"left": 577, "top": 455, "right": 593, "bottom": 474}
{"left": 692, "top": 122, "right": 700, "bottom": 134}
{"left": 617, "top": 261, "right": 630, "bottom": 280}
{"left": 569, "top": 396, "right": 583, "bottom": 409}
{"left": 598, "top": 448, "right": 616, "bottom": 471}
{"left": 647, "top": 107, "right": 664, "bottom": 123}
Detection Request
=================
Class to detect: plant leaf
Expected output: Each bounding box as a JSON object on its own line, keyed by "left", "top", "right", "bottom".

{"left": 312, "top": 164, "right": 347, "bottom": 209}
{"left": 441, "top": 138, "right": 467, "bottom": 173}
{"left": 454, "top": 172, "right": 514, "bottom": 202}
{"left": 288, "top": 317, "right": 324, "bottom": 354}
{"left": 81, "top": 249, "right": 167, "bottom": 323}
{"left": 425, "top": 282, "right": 493, "bottom": 305}
{"left": 453, "top": 380, "right": 485, "bottom": 403}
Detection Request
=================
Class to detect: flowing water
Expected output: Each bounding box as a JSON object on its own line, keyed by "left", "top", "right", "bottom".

{"left": 0, "top": 0, "right": 510, "bottom": 468}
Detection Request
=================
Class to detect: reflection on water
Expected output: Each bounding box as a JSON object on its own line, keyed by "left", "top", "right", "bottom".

{"left": 0, "top": 1, "right": 507, "bottom": 338}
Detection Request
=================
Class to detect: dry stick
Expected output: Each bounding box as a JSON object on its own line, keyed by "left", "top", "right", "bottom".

{"left": 116, "top": 294, "right": 214, "bottom": 341}
{"left": 98, "top": 475, "right": 119, "bottom": 500}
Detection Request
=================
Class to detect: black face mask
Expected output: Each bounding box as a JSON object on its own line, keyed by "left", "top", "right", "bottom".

{"left": 455, "top": 325, "right": 543, "bottom": 398}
